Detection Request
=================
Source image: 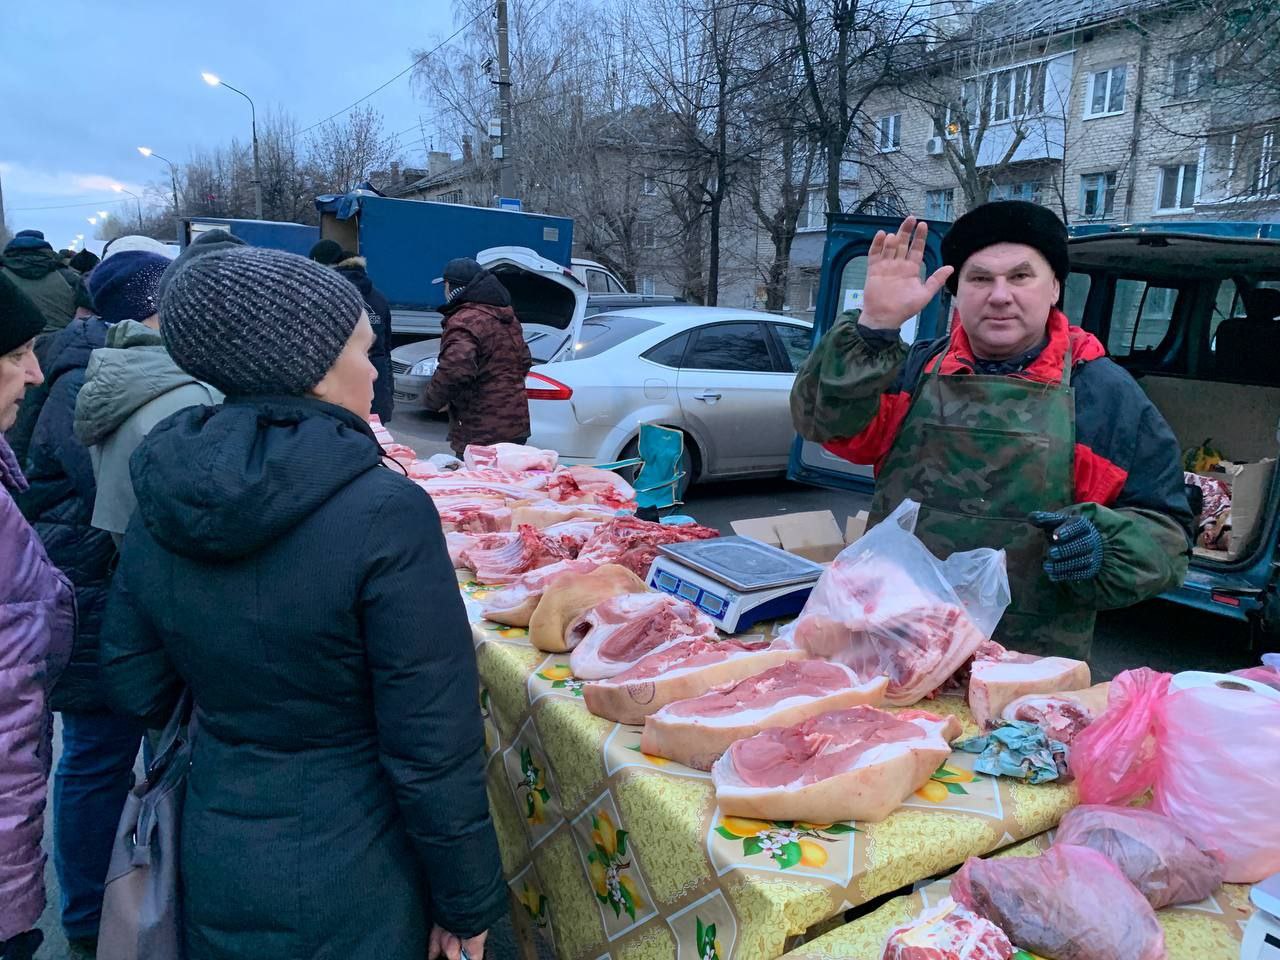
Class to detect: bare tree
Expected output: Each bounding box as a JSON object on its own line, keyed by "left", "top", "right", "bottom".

{"left": 307, "top": 105, "right": 403, "bottom": 196}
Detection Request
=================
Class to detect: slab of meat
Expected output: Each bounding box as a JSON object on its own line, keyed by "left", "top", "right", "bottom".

{"left": 527, "top": 564, "right": 649, "bottom": 653}
{"left": 643, "top": 663, "right": 889, "bottom": 770}
{"left": 417, "top": 477, "right": 550, "bottom": 502}
{"left": 468, "top": 524, "right": 572, "bottom": 585}
{"left": 463, "top": 442, "right": 559, "bottom": 473}
{"left": 967, "top": 655, "right": 1091, "bottom": 730}
{"left": 789, "top": 554, "right": 989, "bottom": 706}
{"left": 567, "top": 593, "right": 718, "bottom": 680}
{"left": 1055, "top": 805, "right": 1224, "bottom": 909}
{"left": 951, "top": 844, "right": 1166, "bottom": 960}
{"left": 881, "top": 899, "right": 1014, "bottom": 960}
{"left": 577, "top": 517, "right": 721, "bottom": 578}
{"left": 429, "top": 495, "right": 512, "bottom": 533}
{"left": 541, "top": 519, "right": 605, "bottom": 556}
{"left": 480, "top": 559, "right": 604, "bottom": 626}
{"left": 509, "top": 501, "right": 619, "bottom": 530}
{"left": 583, "top": 639, "right": 805, "bottom": 725}
{"left": 712, "top": 706, "right": 961, "bottom": 823}
{"left": 546, "top": 466, "right": 637, "bottom": 510}
{"left": 1000, "top": 683, "right": 1111, "bottom": 744}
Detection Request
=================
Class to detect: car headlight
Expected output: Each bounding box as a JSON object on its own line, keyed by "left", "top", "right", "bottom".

{"left": 409, "top": 357, "right": 439, "bottom": 377}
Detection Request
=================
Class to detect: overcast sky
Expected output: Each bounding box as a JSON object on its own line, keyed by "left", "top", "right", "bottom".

{"left": 1, "top": 0, "right": 460, "bottom": 252}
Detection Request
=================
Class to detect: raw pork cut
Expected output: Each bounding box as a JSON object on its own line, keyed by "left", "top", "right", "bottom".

{"left": 547, "top": 466, "right": 636, "bottom": 510}
{"left": 712, "top": 706, "right": 961, "bottom": 823}
{"left": 881, "top": 899, "right": 1014, "bottom": 960}
{"left": 582, "top": 639, "right": 806, "bottom": 725}
{"left": 468, "top": 525, "right": 572, "bottom": 585}
{"left": 480, "top": 559, "right": 604, "bottom": 625}
{"left": 1054, "top": 804, "right": 1224, "bottom": 909}
{"left": 463, "top": 442, "right": 559, "bottom": 473}
{"left": 417, "top": 477, "right": 550, "bottom": 502}
{"left": 527, "top": 564, "right": 649, "bottom": 653}
{"left": 788, "top": 555, "right": 989, "bottom": 706}
{"left": 643, "top": 662, "right": 889, "bottom": 770}
{"left": 1000, "top": 683, "right": 1111, "bottom": 744}
{"left": 577, "top": 517, "right": 721, "bottom": 578}
{"left": 510, "top": 501, "right": 619, "bottom": 529}
{"left": 429, "top": 495, "right": 512, "bottom": 533}
{"left": 967, "top": 655, "right": 1091, "bottom": 730}
{"left": 951, "top": 845, "right": 1166, "bottom": 960}
{"left": 567, "top": 593, "right": 717, "bottom": 679}
{"left": 541, "top": 519, "right": 605, "bottom": 556}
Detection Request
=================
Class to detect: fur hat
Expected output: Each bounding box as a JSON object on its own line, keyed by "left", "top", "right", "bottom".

{"left": 941, "top": 201, "right": 1069, "bottom": 294}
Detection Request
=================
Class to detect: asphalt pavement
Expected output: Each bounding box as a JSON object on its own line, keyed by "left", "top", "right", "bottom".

{"left": 35, "top": 410, "right": 1259, "bottom": 959}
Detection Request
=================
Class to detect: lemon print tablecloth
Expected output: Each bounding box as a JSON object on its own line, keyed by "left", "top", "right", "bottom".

{"left": 778, "top": 834, "right": 1254, "bottom": 959}
{"left": 460, "top": 576, "right": 1078, "bottom": 960}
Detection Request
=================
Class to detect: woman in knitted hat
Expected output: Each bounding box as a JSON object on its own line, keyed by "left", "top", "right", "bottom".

{"left": 791, "top": 201, "right": 1191, "bottom": 659}
{"left": 0, "top": 273, "right": 75, "bottom": 960}
{"left": 99, "top": 247, "right": 505, "bottom": 960}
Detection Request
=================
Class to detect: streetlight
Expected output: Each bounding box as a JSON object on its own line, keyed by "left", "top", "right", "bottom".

{"left": 139, "top": 146, "right": 183, "bottom": 242}
{"left": 88, "top": 217, "right": 98, "bottom": 226}
{"left": 111, "top": 184, "right": 144, "bottom": 231}
{"left": 202, "top": 71, "right": 263, "bottom": 219}
{"left": 97, "top": 211, "right": 109, "bottom": 219}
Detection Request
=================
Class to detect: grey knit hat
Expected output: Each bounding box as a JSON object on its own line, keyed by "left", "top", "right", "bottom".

{"left": 160, "top": 246, "right": 365, "bottom": 396}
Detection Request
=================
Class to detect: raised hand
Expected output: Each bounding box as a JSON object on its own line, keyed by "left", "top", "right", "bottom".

{"left": 858, "top": 217, "right": 954, "bottom": 331}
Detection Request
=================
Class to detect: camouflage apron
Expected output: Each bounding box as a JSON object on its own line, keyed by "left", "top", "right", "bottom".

{"left": 869, "top": 345, "right": 1094, "bottom": 658}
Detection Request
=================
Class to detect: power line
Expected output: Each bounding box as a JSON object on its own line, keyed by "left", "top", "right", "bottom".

{"left": 10, "top": 196, "right": 135, "bottom": 213}
{"left": 294, "top": 10, "right": 486, "bottom": 138}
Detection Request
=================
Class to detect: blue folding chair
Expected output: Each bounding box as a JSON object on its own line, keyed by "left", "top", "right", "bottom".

{"left": 595, "top": 423, "right": 686, "bottom": 514}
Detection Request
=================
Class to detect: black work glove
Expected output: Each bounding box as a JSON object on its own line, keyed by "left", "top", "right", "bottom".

{"left": 1029, "top": 511, "right": 1104, "bottom": 583}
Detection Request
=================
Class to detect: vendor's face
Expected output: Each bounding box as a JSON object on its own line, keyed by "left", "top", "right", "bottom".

{"left": 310, "top": 312, "right": 377, "bottom": 419}
{"left": 0, "top": 338, "right": 43, "bottom": 432}
{"left": 954, "top": 243, "right": 1060, "bottom": 360}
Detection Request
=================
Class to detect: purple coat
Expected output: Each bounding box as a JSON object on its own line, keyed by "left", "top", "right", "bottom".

{"left": 0, "top": 434, "right": 73, "bottom": 941}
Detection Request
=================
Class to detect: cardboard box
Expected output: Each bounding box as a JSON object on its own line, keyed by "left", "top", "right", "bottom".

{"left": 731, "top": 509, "right": 870, "bottom": 564}
{"left": 1192, "top": 458, "right": 1276, "bottom": 562}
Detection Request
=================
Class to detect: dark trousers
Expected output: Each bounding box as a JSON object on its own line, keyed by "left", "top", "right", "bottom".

{"left": 53, "top": 711, "right": 144, "bottom": 940}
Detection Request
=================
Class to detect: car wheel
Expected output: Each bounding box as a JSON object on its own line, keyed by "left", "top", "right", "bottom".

{"left": 617, "top": 434, "right": 696, "bottom": 502}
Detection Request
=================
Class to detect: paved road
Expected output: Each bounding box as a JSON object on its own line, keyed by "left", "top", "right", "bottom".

{"left": 36, "top": 411, "right": 1259, "bottom": 958}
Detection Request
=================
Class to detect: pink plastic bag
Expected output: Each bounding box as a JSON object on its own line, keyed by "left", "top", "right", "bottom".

{"left": 1071, "top": 667, "right": 1280, "bottom": 883}
{"left": 1232, "top": 653, "right": 1280, "bottom": 692}
{"left": 951, "top": 844, "right": 1165, "bottom": 960}
{"left": 1054, "top": 805, "right": 1224, "bottom": 908}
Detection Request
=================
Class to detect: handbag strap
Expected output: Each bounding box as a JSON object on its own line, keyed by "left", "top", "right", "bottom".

{"left": 146, "top": 687, "right": 193, "bottom": 782}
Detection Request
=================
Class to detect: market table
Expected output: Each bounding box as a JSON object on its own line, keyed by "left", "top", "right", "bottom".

{"left": 778, "top": 834, "right": 1255, "bottom": 960}
{"left": 460, "top": 575, "right": 1078, "bottom": 960}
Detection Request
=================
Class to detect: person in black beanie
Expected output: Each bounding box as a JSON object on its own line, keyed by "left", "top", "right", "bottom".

{"left": 311, "top": 243, "right": 395, "bottom": 422}
{"left": 791, "top": 201, "right": 1191, "bottom": 659}
{"left": 99, "top": 246, "right": 505, "bottom": 960}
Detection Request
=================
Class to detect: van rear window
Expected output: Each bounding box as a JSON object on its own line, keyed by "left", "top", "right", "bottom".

{"left": 1109, "top": 281, "right": 1177, "bottom": 356}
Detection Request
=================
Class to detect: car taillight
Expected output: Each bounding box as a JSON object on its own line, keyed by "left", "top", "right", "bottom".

{"left": 526, "top": 372, "right": 573, "bottom": 400}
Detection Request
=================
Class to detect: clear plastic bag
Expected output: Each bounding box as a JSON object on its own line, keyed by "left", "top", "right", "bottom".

{"left": 785, "top": 499, "right": 1010, "bottom": 706}
{"left": 951, "top": 844, "right": 1166, "bottom": 960}
{"left": 1071, "top": 667, "right": 1280, "bottom": 883}
{"left": 1054, "top": 804, "right": 1224, "bottom": 908}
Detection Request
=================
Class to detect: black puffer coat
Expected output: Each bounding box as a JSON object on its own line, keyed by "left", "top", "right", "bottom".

{"left": 335, "top": 256, "right": 395, "bottom": 423}
{"left": 100, "top": 395, "right": 505, "bottom": 960}
{"left": 18, "top": 318, "right": 117, "bottom": 712}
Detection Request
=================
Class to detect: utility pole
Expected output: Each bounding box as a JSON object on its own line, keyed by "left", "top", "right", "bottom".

{"left": 0, "top": 168, "right": 7, "bottom": 243}
{"left": 495, "top": 0, "right": 516, "bottom": 198}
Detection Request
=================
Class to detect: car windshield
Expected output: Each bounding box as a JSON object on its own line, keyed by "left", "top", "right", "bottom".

{"left": 568, "top": 314, "right": 662, "bottom": 360}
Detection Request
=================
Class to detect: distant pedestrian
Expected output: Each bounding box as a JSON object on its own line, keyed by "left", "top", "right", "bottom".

{"left": 0, "top": 230, "right": 92, "bottom": 335}
{"left": 0, "top": 272, "right": 74, "bottom": 960}
{"left": 69, "top": 249, "right": 100, "bottom": 275}
{"left": 100, "top": 246, "right": 505, "bottom": 960}
{"left": 423, "top": 257, "right": 533, "bottom": 457}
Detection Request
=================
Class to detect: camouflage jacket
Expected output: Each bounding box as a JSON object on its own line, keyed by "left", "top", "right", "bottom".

{"left": 791, "top": 308, "right": 1193, "bottom": 612}
{"left": 422, "top": 273, "right": 534, "bottom": 454}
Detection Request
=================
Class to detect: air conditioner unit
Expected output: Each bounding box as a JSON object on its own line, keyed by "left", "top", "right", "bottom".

{"left": 926, "top": 136, "right": 945, "bottom": 156}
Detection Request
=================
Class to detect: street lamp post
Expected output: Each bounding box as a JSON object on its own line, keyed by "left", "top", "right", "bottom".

{"left": 139, "top": 146, "right": 183, "bottom": 243}
{"left": 111, "top": 184, "right": 144, "bottom": 231}
{"left": 202, "top": 72, "right": 263, "bottom": 219}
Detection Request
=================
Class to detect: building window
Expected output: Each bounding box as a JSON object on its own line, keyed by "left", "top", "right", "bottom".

{"left": 438, "top": 190, "right": 464, "bottom": 204}
{"left": 639, "top": 221, "right": 658, "bottom": 248}
{"left": 640, "top": 275, "right": 656, "bottom": 296}
{"left": 797, "top": 188, "right": 826, "bottom": 232}
{"left": 989, "top": 180, "right": 1043, "bottom": 204}
{"left": 871, "top": 194, "right": 904, "bottom": 217}
{"left": 641, "top": 174, "right": 658, "bottom": 196}
{"left": 876, "top": 114, "right": 902, "bottom": 152}
{"left": 924, "top": 188, "right": 955, "bottom": 220}
{"left": 1168, "top": 54, "right": 1202, "bottom": 100}
{"left": 1087, "top": 65, "right": 1127, "bottom": 118}
{"left": 1080, "top": 171, "right": 1118, "bottom": 218}
{"left": 1245, "top": 130, "right": 1277, "bottom": 196}
{"left": 961, "top": 61, "right": 1047, "bottom": 128}
{"left": 1156, "top": 163, "right": 1198, "bottom": 211}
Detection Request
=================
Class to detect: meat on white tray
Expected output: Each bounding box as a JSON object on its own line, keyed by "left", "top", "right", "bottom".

{"left": 567, "top": 593, "right": 717, "bottom": 680}
{"left": 642, "top": 661, "right": 889, "bottom": 770}
{"left": 712, "top": 705, "right": 961, "bottom": 823}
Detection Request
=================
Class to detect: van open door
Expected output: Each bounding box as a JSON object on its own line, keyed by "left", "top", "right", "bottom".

{"left": 787, "top": 213, "right": 952, "bottom": 491}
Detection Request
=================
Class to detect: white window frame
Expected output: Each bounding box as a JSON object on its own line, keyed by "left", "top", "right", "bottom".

{"left": 876, "top": 114, "right": 902, "bottom": 153}
{"left": 958, "top": 59, "right": 1049, "bottom": 131}
{"left": 924, "top": 188, "right": 955, "bottom": 220}
{"left": 1248, "top": 130, "right": 1277, "bottom": 197}
{"left": 1086, "top": 65, "right": 1127, "bottom": 119}
{"left": 1154, "top": 162, "right": 1199, "bottom": 213}
{"left": 639, "top": 220, "right": 658, "bottom": 248}
{"left": 988, "top": 180, "right": 1043, "bottom": 204}
{"left": 797, "top": 187, "right": 827, "bottom": 232}
{"left": 639, "top": 275, "right": 656, "bottom": 296}
{"left": 1079, "top": 171, "right": 1118, "bottom": 219}
{"left": 641, "top": 174, "right": 658, "bottom": 196}
{"left": 1167, "top": 53, "right": 1201, "bottom": 100}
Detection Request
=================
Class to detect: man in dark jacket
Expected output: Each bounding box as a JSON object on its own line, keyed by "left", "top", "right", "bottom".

{"left": 791, "top": 202, "right": 1191, "bottom": 659}
{"left": 422, "top": 257, "right": 533, "bottom": 457}
{"left": 0, "top": 230, "right": 93, "bottom": 334}
{"left": 310, "top": 240, "right": 394, "bottom": 422}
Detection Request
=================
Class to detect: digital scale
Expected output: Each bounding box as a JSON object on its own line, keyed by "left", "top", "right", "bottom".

{"left": 646, "top": 536, "right": 826, "bottom": 634}
{"left": 1242, "top": 871, "right": 1280, "bottom": 960}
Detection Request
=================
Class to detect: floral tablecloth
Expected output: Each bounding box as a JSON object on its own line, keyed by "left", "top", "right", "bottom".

{"left": 779, "top": 834, "right": 1254, "bottom": 959}
{"left": 461, "top": 575, "right": 1078, "bottom": 960}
